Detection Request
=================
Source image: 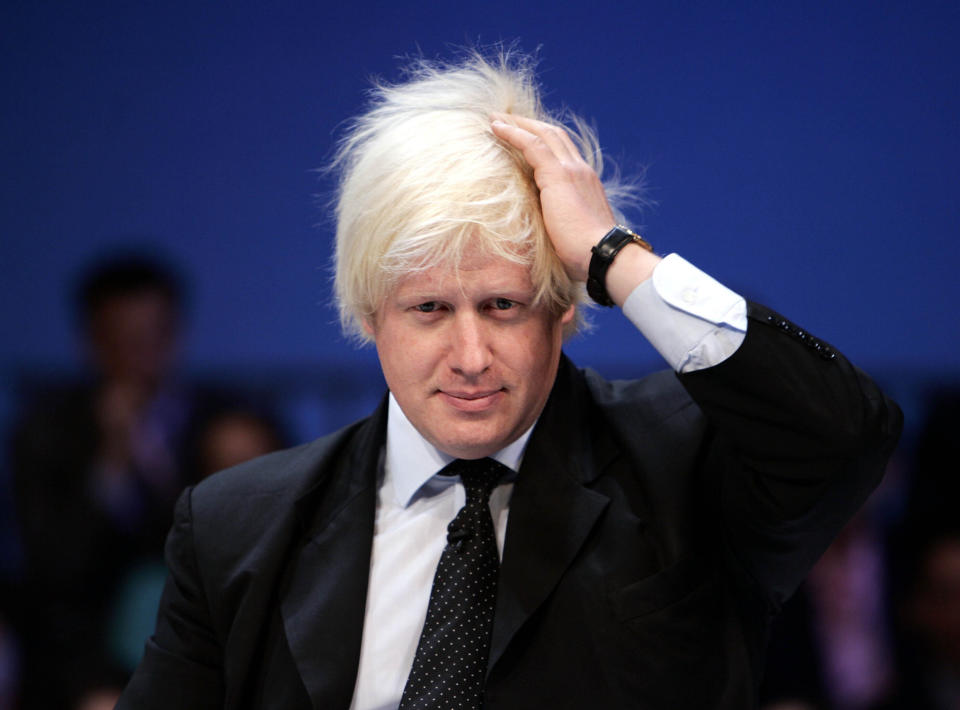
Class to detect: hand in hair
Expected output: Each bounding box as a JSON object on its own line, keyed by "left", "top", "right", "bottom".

{"left": 491, "top": 114, "right": 660, "bottom": 303}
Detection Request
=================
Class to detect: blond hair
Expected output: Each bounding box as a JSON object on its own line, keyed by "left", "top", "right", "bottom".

{"left": 331, "top": 48, "right": 632, "bottom": 342}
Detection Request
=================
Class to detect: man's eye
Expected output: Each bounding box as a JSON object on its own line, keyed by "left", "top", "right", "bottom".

{"left": 494, "top": 298, "right": 514, "bottom": 310}
{"left": 415, "top": 302, "right": 439, "bottom": 313}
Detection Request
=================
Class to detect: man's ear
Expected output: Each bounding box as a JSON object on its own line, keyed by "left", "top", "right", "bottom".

{"left": 560, "top": 304, "right": 576, "bottom": 326}
{"left": 362, "top": 317, "right": 376, "bottom": 337}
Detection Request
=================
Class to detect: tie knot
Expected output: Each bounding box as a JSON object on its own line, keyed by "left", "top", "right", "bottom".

{"left": 440, "top": 457, "right": 507, "bottom": 504}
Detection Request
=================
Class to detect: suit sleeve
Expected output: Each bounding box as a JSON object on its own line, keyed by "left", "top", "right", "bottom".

{"left": 117, "top": 487, "right": 225, "bottom": 707}
{"left": 678, "top": 301, "right": 903, "bottom": 607}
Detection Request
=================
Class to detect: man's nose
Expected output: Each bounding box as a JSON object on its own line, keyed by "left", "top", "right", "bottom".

{"left": 447, "top": 312, "right": 492, "bottom": 377}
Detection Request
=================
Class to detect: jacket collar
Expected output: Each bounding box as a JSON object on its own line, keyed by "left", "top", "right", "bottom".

{"left": 487, "top": 354, "right": 616, "bottom": 675}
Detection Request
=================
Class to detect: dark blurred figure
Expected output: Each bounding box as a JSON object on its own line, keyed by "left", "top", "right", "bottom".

{"left": 759, "top": 437, "right": 910, "bottom": 710}
{"left": 104, "top": 405, "right": 287, "bottom": 680}
{"left": 879, "top": 390, "right": 960, "bottom": 710}
{"left": 881, "top": 521, "right": 960, "bottom": 709}
{"left": 760, "top": 505, "right": 898, "bottom": 710}
{"left": 8, "top": 255, "right": 218, "bottom": 708}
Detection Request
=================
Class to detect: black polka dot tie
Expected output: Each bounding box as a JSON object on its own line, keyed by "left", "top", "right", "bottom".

{"left": 399, "top": 457, "right": 507, "bottom": 710}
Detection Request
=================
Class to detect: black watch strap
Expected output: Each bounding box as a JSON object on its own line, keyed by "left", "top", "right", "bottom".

{"left": 586, "top": 225, "right": 654, "bottom": 306}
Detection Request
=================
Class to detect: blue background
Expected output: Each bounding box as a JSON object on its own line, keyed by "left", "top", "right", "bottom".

{"left": 2, "top": 0, "right": 958, "bottom": 439}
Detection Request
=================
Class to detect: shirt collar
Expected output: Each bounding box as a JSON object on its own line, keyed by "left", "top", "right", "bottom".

{"left": 385, "top": 393, "right": 533, "bottom": 508}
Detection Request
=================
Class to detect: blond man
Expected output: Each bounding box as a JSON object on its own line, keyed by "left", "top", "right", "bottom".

{"left": 119, "top": 52, "right": 901, "bottom": 710}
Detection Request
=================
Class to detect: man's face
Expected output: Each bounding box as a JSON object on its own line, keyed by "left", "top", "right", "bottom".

{"left": 89, "top": 291, "right": 179, "bottom": 386}
{"left": 368, "top": 250, "right": 573, "bottom": 460}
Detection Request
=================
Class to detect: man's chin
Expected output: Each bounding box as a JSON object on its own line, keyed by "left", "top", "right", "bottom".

{"left": 430, "top": 428, "right": 511, "bottom": 460}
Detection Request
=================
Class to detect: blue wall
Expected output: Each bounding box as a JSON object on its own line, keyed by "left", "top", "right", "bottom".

{"left": 2, "top": 1, "right": 957, "bottom": 427}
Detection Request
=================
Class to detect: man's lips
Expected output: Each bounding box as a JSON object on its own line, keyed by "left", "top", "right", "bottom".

{"left": 437, "top": 388, "right": 505, "bottom": 412}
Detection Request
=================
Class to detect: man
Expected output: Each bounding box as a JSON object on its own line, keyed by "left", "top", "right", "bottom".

{"left": 118, "top": 52, "right": 901, "bottom": 708}
{"left": 11, "top": 256, "right": 208, "bottom": 708}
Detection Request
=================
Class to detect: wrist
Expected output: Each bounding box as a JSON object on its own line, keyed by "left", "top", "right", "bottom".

{"left": 586, "top": 225, "right": 658, "bottom": 307}
{"left": 606, "top": 243, "right": 661, "bottom": 306}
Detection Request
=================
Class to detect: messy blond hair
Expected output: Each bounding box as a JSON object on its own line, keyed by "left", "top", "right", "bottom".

{"left": 331, "top": 48, "right": 631, "bottom": 342}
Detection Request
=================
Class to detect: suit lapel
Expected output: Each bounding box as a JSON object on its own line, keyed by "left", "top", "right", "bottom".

{"left": 488, "top": 356, "right": 613, "bottom": 674}
{"left": 280, "top": 397, "right": 387, "bottom": 710}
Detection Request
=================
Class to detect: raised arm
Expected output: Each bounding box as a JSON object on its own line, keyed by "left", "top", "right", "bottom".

{"left": 492, "top": 113, "right": 902, "bottom": 604}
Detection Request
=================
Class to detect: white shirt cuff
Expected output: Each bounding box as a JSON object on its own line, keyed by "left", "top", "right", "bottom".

{"left": 621, "top": 253, "right": 747, "bottom": 373}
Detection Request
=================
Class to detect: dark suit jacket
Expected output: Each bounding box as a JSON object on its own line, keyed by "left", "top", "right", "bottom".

{"left": 119, "top": 303, "right": 902, "bottom": 709}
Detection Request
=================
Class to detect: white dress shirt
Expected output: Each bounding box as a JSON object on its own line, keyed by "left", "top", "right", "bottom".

{"left": 349, "top": 254, "right": 746, "bottom": 709}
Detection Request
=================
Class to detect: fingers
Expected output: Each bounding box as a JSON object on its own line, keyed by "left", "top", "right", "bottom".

{"left": 491, "top": 113, "right": 582, "bottom": 165}
{"left": 502, "top": 114, "right": 583, "bottom": 161}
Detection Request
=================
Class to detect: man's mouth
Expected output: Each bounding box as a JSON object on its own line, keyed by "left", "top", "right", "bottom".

{"left": 437, "top": 388, "right": 505, "bottom": 412}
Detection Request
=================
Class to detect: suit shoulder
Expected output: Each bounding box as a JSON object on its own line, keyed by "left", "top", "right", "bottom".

{"left": 581, "top": 366, "right": 700, "bottom": 431}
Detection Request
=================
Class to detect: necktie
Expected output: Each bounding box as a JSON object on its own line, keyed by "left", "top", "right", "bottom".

{"left": 399, "top": 457, "right": 507, "bottom": 710}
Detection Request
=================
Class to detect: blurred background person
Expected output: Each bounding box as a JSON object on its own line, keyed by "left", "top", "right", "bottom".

{"left": 759, "top": 487, "right": 900, "bottom": 710}
{"left": 191, "top": 406, "right": 287, "bottom": 481}
{"left": 878, "top": 390, "right": 960, "bottom": 710}
{"left": 7, "top": 253, "right": 229, "bottom": 708}
{"left": 882, "top": 521, "right": 960, "bottom": 709}
{"left": 105, "top": 405, "right": 288, "bottom": 682}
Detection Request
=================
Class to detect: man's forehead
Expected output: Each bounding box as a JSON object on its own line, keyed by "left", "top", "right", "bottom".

{"left": 391, "top": 253, "right": 534, "bottom": 296}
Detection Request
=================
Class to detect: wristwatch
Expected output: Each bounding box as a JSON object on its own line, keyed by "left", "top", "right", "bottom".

{"left": 586, "top": 225, "right": 654, "bottom": 306}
